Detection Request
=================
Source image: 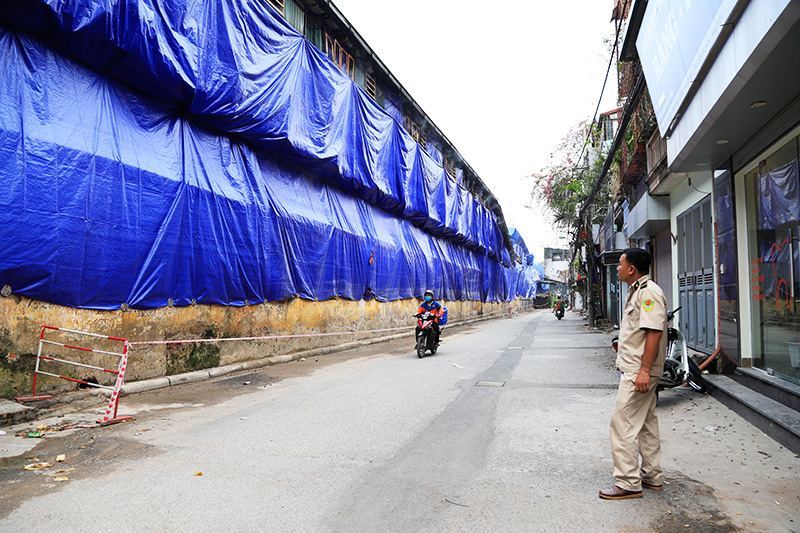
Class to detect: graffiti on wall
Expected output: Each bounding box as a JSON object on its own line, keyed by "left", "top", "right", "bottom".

{"left": 751, "top": 237, "right": 792, "bottom": 310}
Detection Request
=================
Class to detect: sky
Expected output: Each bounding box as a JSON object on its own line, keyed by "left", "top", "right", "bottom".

{"left": 331, "top": 0, "right": 620, "bottom": 261}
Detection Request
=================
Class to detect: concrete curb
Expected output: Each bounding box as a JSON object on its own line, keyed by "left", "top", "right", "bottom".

{"left": 0, "top": 314, "right": 498, "bottom": 409}
{"left": 109, "top": 317, "right": 496, "bottom": 397}
{"left": 0, "top": 313, "right": 524, "bottom": 426}
{"left": 121, "top": 378, "right": 171, "bottom": 395}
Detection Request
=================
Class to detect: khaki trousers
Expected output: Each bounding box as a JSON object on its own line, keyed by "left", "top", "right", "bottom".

{"left": 609, "top": 373, "right": 663, "bottom": 491}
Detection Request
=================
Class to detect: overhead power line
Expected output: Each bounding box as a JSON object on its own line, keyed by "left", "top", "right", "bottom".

{"left": 578, "top": 69, "right": 645, "bottom": 222}
{"left": 568, "top": 0, "right": 630, "bottom": 183}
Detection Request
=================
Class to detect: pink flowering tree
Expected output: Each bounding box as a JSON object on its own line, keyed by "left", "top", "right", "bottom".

{"left": 528, "top": 119, "right": 614, "bottom": 232}
{"left": 527, "top": 119, "right": 618, "bottom": 313}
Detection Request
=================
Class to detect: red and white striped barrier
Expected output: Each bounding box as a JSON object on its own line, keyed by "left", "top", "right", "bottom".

{"left": 16, "top": 326, "right": 132, "bottom": 426}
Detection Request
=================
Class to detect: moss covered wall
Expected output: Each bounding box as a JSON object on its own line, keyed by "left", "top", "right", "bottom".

{"left": 0, "top": 294, "right": 508, "bottom": 398}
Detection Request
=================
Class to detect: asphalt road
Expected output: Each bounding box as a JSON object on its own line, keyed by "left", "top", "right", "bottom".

{"left": 1, "top": 310, "right": 799, "bottom": 532}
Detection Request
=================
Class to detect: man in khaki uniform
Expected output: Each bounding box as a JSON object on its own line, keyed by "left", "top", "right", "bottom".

{"left": 600, "top": 247, "right": 668, "bottom": 500}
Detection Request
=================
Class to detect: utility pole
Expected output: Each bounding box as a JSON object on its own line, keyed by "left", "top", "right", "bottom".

{"left": 568, "top": 238, "right": 576, "bottom": 311}
{"left": 585, "top": 208, "right": 595, "bottom": 328}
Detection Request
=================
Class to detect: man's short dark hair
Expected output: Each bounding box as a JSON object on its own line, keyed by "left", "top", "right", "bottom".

{"left": 621, "top": 247, "right": 651, "bottom": 275}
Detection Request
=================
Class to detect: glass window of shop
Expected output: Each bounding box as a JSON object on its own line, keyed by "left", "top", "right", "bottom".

{"left": 745, "top": 132, "right": 800, "bottom": 384}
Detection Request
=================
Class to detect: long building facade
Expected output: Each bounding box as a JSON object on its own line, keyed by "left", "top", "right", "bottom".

{"left": 0, "top": 0, "right": 524, "bottom": 396}
{"left": 629, "top": 0, "right": 800, "bottom": 386}
{"left": 599, "top": 0, "right": 800, "bottom": 453}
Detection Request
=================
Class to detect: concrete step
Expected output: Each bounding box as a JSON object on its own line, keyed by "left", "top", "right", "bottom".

{"left": 0, "top": 400, "right": 37, "bottom": 426}
{"left": 705, "top": 374, "right": 800, "bottom": 455}
{"left": 732, "top": 367, "right": 800, "bottom": 413}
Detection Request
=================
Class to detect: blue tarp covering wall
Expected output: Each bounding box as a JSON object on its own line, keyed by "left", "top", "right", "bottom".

{"left": 0, "top": 0, "right": 513, "bottom": 310}
{"left": 504, "top": 229, "right": 540, "bottom": 299}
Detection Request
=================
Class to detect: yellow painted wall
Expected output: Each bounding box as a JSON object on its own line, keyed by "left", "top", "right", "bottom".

{"left": 0, "top": 294, "right": 511, "bottom": 397}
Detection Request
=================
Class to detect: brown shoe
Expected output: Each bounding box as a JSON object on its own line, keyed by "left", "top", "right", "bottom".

{"left": 599, "top": 485, "right": 643, "bottom": 500}
{"left": 642, "top": 481, "right": 663, "bottom": 491}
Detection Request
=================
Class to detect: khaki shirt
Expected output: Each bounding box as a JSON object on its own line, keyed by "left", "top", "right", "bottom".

{"left": 617, "top": 275, "right": 668, "bottom": 377}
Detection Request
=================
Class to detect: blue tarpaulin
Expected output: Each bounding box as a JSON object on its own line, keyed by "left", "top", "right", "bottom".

{"left": 503, "top": 229, "right": 540, "bottom": 299}
{"left": 0, "top": 1, "right": 513, "bottom": 310}
{"left": 0, "top": 0, "right": 509, "bottom": 261}
{"left": 758, "top": 159, "right": 800, "bottom": 230}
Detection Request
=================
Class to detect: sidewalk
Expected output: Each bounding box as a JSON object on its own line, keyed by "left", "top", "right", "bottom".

{"left": 518, "top": 310, "right": 800, "bottom": 531}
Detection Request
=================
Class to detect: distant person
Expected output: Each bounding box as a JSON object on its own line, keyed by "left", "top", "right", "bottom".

{"left": 599, "top": 248, "right": 668, "bottom": 500}
{"left": 553, "top": 295, "right": 565, "bottom": 319}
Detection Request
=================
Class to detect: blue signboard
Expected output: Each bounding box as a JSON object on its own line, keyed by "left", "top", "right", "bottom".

{"left": 636, "top": 0, "right": 738, "bottom": 136}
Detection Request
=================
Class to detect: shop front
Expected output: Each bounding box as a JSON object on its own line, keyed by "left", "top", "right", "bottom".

{"left": 739, "top": 126, "right": 800, "bottom": 385}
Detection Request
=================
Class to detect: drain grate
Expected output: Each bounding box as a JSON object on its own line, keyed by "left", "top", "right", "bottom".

{"left": 476, "top": 381, "right": 505, "bottom": 387}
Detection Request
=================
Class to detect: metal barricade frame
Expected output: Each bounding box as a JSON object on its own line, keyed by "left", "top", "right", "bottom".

{"left": 15, "top": 325, "right": 132, "bottom": 426}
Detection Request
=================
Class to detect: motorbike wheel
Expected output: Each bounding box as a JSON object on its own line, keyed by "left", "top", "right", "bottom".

{"left": 416, "top": 336, "right": 426, "bottom": 358}
{"left": 686, "top": 358, "right": 709, "bottom": 393}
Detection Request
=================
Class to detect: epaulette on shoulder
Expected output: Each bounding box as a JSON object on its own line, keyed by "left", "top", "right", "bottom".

{"left": 640, "top": 280, "right": 648, "bottom": 289}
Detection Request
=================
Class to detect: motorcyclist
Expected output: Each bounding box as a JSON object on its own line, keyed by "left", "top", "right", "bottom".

{"left": 416, "top": 289, "right": 443, "bottom": 343}
{"left": 553, "top": 294, "right": 565, "bottom": 317}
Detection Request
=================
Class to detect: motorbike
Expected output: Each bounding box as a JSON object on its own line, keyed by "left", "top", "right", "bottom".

{"left": 555, "top": 306, "right": 565, "bottom": 320}
{"left": 611, "top": 306, "right": 707, "bottom": 396}
{"left": 659, "top": 306, "right": 708, "bottom": 394}
{"left": 414, "top": 311, "right": 440, "bottom": 358}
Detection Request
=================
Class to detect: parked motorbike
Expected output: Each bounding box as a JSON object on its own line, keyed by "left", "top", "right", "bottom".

{"left": 659, "top": 306, "right": 708, "bottom": 394}
{"left": 414, "top": 311, "right": 439, "bottom": 358}
{"left": 610, "top": 306, "right": 707, "bottom": 395}
{"left": 555, "top": 307, "right": 565, "bottom": 320}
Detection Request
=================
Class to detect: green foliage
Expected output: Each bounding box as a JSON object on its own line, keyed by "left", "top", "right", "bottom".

{"left": 528, "top": 119, "right": 613, "bottom": 232}
{"left": 624, "top": 126, "right": 636, "bottom": 155}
